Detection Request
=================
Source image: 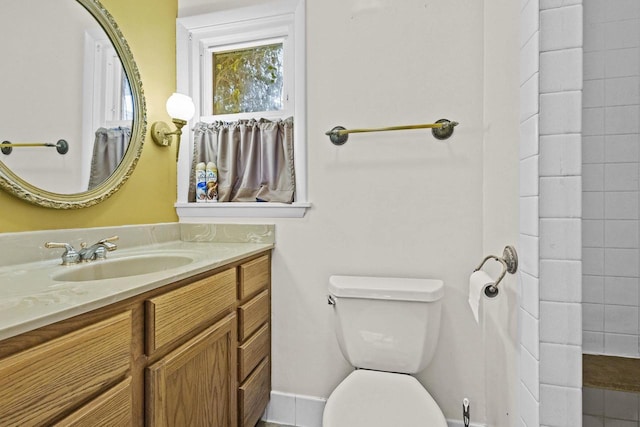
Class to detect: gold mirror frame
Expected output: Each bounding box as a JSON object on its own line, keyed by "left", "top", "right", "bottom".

{"left": 0, "top": 0, "right": 146, "bottom": 209}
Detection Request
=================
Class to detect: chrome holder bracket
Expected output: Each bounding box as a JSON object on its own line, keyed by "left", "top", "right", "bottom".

{"left": 475, "top": 245, "right": 518, "bottom": 298}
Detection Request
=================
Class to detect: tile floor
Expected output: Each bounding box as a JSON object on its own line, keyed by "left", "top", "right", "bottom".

{"left": 256, "top": 422, "right": 291, "bottom": 427}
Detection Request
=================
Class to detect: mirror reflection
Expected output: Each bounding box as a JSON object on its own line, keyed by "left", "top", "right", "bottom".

{"left": 0, "top": 0, "right": 134, "bottom": 194}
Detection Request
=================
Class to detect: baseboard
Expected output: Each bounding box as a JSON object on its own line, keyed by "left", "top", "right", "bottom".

{"left": 263, "top": 391, "right": 326, "bottom": 427}
{"left": 447, "top": 420, "right": 487, "bottom": 427}
{"left": 262, "top": 391, "right": 486, "bottom": 427}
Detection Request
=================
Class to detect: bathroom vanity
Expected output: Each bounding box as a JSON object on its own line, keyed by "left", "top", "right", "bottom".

{"left": 0, "top": 244, "right": 272, "bottom": 427}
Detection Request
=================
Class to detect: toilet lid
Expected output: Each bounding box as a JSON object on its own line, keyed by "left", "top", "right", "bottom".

{"left": 323, "top": 370, "right": 448, "bottom": 427}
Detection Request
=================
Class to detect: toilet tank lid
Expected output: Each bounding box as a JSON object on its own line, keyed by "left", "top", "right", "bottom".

{"left": 329, "top": 275, "right": 444, "bottom": 302}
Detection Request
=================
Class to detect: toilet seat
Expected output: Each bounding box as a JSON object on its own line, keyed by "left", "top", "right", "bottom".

{"left": 322, "top": 369, "right": 447, "bottom": 427}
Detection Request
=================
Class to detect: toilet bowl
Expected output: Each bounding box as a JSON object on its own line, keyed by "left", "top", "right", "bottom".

{"left": 323, "top": 370, "right": 447, "bottom": 427}
{"left": 323, "top": 275, "right": 447, "bottom": 427}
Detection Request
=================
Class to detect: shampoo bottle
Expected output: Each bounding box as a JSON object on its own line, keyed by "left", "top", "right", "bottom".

{"left": 205, "top": 161, "right": 218, "bottom": 202}
{"left": 195, "top": 162, "right": 206, "bottom": 202}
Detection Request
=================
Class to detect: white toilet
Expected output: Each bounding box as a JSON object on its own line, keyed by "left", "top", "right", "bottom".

{"left": 323, "top": 275, "right": 448, "bottom": 427}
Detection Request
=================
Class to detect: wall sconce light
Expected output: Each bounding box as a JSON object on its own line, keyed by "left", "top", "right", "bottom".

{"left": 151, "top": 93, "right": 195, "bottom": 160}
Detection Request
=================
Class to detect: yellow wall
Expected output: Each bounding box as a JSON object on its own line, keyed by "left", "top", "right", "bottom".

{"left": 0, "top": 0, "right": 178, "bottom": 232}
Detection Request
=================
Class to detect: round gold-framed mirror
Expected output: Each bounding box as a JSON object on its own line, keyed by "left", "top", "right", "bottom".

{"left": 0, "top": 0, "right": 146, "bottom": 209}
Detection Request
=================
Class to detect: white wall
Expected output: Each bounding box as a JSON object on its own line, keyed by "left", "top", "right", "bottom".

{"left": 483, "top": 0, "right": 521, "bottom": 424}
{"left": 179, "top": 0, "right": 520, "bottom": 424}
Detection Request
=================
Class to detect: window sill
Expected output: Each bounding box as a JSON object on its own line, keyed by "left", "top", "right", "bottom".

{"left": 175, "top": 202, "right": 311, "bottom": 219}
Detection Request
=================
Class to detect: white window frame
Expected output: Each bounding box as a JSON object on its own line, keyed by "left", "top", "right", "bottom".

{"left": 81, "top": 29, "right": 133, "bottom": 190}
{"left": 175, "top": 0, "right": 309, "bottom": 219}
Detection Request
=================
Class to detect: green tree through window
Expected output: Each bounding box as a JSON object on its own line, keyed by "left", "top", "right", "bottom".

{"left": 212, "top": 43, "right": 284, "bottom": 115}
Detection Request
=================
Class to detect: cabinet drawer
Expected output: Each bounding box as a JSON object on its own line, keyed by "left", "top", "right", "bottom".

{"left": 0, "top": 311, "right": 132, "bottom": 426}
{"left": 238, "top": 289, "right": 269, "bottom": 342}
{"left": 146, "top": 268, "right": 236, "bottom": 353}
{"left": 54, "top": 377, "right": 133, "bottom": 426}
{"left": 238, "top": 323, "right": 270, "bottom": 382}
{"left": 239, "top": 255, "right": 270, "bottom": 300}
{"left": 239, "top": 357, "right": 270, "bottom": 427}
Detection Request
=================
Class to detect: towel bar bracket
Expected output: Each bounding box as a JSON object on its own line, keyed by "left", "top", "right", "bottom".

{"left": 327, "top": 126, "right": 348, "bottom": 145}
{"left": 431, "top": 118, "right": 456, "bottom": 140}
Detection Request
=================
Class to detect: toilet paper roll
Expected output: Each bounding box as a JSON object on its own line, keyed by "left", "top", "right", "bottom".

{"left": 468, "top": 270, "right": 495, "bottom": 323}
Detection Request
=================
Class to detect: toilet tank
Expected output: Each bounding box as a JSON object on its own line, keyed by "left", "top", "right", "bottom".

{"left": 328, "top": 275, "right": 444, "bottom": 374}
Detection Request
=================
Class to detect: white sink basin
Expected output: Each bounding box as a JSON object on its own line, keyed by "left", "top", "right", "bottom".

{"left": 52, "top": 254, "right": 195, "bottom": 282}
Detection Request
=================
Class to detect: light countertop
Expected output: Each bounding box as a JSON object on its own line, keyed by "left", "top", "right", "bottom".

{"left": 0, "top": 240, "right": 273, "bottom": 341}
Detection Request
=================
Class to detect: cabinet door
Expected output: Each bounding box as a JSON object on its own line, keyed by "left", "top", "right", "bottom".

{"left": 146, "top": 313, "right": 238, "bottom": 427}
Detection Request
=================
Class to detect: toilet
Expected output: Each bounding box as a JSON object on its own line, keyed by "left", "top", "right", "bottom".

{"left": 323, "top": 275, "right": 448, "bottom": 427}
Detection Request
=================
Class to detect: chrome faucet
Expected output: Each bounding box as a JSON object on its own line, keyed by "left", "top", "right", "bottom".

{"left": 79, "top": 236, "right": 119, "bottom": 261}
{"left": 45, "top": 236, "right": 119, "bottom": 265}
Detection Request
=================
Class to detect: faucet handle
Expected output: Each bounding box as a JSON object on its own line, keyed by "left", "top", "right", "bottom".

{"left": 98, "top": 235, "right": 119, "bottom": 252}
{"left": 99, "top": 235, "right": 119, "bottom": 247}
{"left": 44, "top": 242, "right": 80, "bottom": 265}
{"left": 80, "top": 236, "right": 119, "bottom": 251}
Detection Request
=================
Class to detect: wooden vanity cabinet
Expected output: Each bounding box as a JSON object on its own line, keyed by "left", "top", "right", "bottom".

{"left": 237, "top": 255, "right": 271, "bottom": 427}
{"left": 0, "top": 250, "right": 272, "bottom": 427}
{"left": 0, "top": 311, "right": 134, "bottom": 427}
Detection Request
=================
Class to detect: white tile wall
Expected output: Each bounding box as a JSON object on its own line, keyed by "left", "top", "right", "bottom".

{"left": 539, "top": 134, "right": 582, "bottom": 176}
{"left": 540, "top": 301, "right": 582, "bottom": 345}
{"left": 539, "top": 48, "right": 582, "bottom": 93}
{"left": 522, "top": 345, "right": 541, "bottom": 400}
{"left": 583, "top": 387, "right": 640, "bottom": 427}
{"left": 540, "top": 177, "right": 582, "bottom": 218}
{"left": 540, "top": 91, "right": 583, "bottom": 135}
{"left": 521, "top": 381, "right": 541, "bottom": 426}
{"left": 540, "top": 384, "right": 582, "bottom": 425}
{"left": 540, "top": 218, "right": 582, "bottom": 260}
{"left": 521, "top": 115, "right": 540, "bottom": 160}
{"left": 522, "top": 308, "right": 541, "bottom": 358}
{"left": 539, "top": 343, "right": 581, "bottom": 387}
{"left": 539, "top": 260, "right": 582, "bottom": 302}
{"left": 522, "top": 271, "right": 541, "bottom": 318}
{"left": 536, "top": 1, "right": 584, "bottom": 425}
{"left": 582, "top": 0, "right": 640, "bottom": 362}
{"left": 539, "top": 5, "right": 583, "bottom": 51}
{"left": 519, "top": 2, "right": 541, "bottom": 423}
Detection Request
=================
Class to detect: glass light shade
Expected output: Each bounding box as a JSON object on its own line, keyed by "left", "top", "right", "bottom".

{"left": 166, "top": 93, "right": 195, "bottom": 121}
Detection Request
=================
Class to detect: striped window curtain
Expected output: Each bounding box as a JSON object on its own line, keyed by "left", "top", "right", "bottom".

{"left": 190, "top": 118, "right": 295, "bottom": 203}
{"left": 88, "top": 127, "right": 130, "bottom": 190}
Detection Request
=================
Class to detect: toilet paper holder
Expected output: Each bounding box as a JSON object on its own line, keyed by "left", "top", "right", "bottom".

{"left": 474, "top": 246, "right": 518, "bottom": 298}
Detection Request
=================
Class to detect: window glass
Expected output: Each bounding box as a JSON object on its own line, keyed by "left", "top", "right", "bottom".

{"left": 120, "top": 75, "right": 134, "bottom": 121}
{"left": 212, "top": 43, "right": 283, "bottom": 115}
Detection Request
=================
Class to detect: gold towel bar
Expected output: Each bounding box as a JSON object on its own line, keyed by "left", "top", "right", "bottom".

{"left": 325, "top": 118, "right": 459, "bottom": 145}
{"left": 1, "top": 140, "right": 69, "bottom": 155}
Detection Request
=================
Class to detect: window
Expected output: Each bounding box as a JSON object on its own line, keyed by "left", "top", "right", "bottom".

{"left": 175, "top": 0, "right": 308, "bottom": 218}
{"left": 212, "top": 43, "right": 284, "bottom": 115}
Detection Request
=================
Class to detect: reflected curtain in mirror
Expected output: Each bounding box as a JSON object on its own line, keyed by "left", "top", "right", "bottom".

{"left": 88, "top": 127, "right": 130, "bottom": 190}
{"left": 191, "top": 118, "right": 295, "bottom": 203}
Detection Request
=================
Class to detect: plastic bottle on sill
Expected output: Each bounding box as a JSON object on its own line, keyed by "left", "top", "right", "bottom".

{"left": 205, "top": 161, "right": 218, "bottom": 202}
{"left": 195, "top": 162, "right": 206, "bottom": 202}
